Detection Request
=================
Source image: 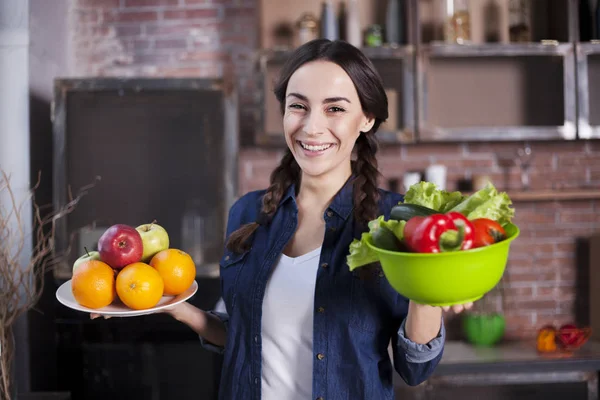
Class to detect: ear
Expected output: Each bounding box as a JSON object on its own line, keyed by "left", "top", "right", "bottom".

{"left": 360, "top": 115, "right": 375, "bottom": 133}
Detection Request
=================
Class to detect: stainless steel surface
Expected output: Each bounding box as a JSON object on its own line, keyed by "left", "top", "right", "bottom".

{"left": 577, "top": 43, "right": 600, "bottom": 139}
{"left": 423, "top": 43, "right": 573, "bottom": 57}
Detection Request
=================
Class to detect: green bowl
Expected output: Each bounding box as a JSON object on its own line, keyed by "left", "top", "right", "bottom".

{"left": 365, "top": 223, "right": 520, "bottom": 307}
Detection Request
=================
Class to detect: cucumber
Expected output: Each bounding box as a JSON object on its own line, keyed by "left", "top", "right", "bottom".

{"left": 390, "top": 203, "right": 438, "bottom": 221}
{"left": 371, "top": 226, "right": 401, "bottom": 251}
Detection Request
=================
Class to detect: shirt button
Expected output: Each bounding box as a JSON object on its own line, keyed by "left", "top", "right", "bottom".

{"left": 379, "top": 271, "right": 384, "bottom": 278}
{"left": 326, "top": 210, "right": 333, "bottom": 217}
{"left": 321, "top": 263, "right": 328, "bottom": 269}
{"left": 254, "top": 377, "right": 259, "bottom": 385}
{"left": 317, "top": 353, "right": 325, "bottom": 360}
{"left": 329, "top": 227, "right": 336, "bottom": 232}
{"left": 225, "top": 255, "right": 230, "bottom": 261}
{"left": 317, "top": 307, "right": 325, "bottom": 313}
{"left": 316, "top": 397, "right": 324, "bottom": 400}
{"left": 254, "top": 335, "right": 259, "bottom": 343}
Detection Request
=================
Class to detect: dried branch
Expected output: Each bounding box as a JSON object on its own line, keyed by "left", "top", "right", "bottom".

{"left": 0, "top": 169, "right": 96, "bottom": 399}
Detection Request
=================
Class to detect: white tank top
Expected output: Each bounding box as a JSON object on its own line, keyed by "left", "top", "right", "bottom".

{"left": 261, "top": 246, "right": 322, "bottom": 400}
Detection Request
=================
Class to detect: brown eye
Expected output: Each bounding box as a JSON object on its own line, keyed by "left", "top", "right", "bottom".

{"left": 328, "top": 106, "right": 345, "bottom": 113}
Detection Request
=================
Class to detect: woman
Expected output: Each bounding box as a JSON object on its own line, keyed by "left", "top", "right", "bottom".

{"left": 95, "top": 39, "right": 471, "bottom": 399}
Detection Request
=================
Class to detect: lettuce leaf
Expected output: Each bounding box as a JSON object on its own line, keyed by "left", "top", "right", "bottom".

{"left": 403, "top": 181, "right": 466, "bottom": 212}
{"left": 448, "top": 182, "right": 515, "bottom": 226}
{"left": 368, "top": 215, "right": 406, "bottom": 241}
{"left": 347, "top": 233, "right": 378, "bottom": 271}
{"left": 347, "top": 216, "right": 407, "bottom": 271}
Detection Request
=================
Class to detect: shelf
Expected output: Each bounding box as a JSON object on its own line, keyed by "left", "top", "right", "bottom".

{"left": 361, "top": 45, "right": 414, "bottom": 59}
{"left": 579, "top": 42, "right": 600, "bottom": 56}
{"left": 256, "top": 45, "right": 414, "bottom": 65}
{"left": 424, "top": 43, "right": 573, "bottom": 58}
{"left": 508, "top": 190, "right": 600, "bottom": 202}
{"left": 419, "top": 126, "right": 577, "bottom": 142}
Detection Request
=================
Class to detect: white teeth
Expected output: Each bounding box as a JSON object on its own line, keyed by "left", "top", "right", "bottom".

{"left": 300, "top": 142, "right": 332, "bottom": 152}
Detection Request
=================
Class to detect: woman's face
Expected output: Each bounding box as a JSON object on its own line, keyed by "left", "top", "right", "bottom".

{"left": 283, "top": 60, "right": 374, "bottom": 180}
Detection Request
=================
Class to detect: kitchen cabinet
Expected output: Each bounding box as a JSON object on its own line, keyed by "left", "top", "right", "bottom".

{"left": 254, "top": 0, "right": 598, "bottom": 144}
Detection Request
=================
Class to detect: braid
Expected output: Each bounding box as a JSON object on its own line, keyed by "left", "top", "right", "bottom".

{"left": 226, "top": 150, "right": 300, "bottom": 254}
{"left": 352, "top": 132, "right": 381, "bottom": 228}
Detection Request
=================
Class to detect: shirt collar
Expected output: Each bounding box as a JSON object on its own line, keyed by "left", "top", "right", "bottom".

{"left": 279, "top": 175, "right": 355, "bottom": 221}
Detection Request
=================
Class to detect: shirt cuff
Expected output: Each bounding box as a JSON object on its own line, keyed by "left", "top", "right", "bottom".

{"left": 397, "top": 316, "right": 445, "bottom": 363}
{"left": 198, "top": 310, "right": 229, "bottom": 355}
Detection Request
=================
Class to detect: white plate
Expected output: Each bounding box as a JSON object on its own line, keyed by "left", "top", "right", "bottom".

{"left": 56, "top": 279, "right": 198, "bottom": 317}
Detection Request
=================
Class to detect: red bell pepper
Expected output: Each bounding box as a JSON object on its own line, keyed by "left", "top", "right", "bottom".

{"left": 404, "top": 212, "right": 475, "bottom": 253}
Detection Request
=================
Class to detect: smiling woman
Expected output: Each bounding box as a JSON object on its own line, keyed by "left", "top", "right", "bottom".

{"left": 160, "top": 39, "right": 467, "bottom": 400}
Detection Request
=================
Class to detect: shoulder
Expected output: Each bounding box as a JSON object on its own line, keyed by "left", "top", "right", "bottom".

{"left": 227, "top": 189, "right": 266, "bottom": 226}
{"left": 223, "top": 189, "right": 266, "bottom": 236}
{"left": 377, "top": 188, "right": 404, "bottom": 215}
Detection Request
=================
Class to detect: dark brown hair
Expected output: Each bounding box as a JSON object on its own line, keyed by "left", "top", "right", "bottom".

{"left": 226, "top": 39, "right": 388, "bottom": 254}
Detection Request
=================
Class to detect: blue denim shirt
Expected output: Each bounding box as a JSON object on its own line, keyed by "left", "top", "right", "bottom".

{"left": 201, "top": 178, "right": 445, "bottom": 399}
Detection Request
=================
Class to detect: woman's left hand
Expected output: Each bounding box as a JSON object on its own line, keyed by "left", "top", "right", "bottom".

{"left": 441, "top": 302, "right": 473, "bottom": 313}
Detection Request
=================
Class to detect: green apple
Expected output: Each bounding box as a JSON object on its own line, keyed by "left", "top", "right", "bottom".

{"left": 136, "top": 221, "right": 170, "bottom": 262}
{"left": 72, "top": 250, "right": 101, "bottom": 273}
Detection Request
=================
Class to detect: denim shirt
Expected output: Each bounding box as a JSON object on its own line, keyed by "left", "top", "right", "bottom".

{"left": 201, "top": 179, "right": 445, "bottom": 400}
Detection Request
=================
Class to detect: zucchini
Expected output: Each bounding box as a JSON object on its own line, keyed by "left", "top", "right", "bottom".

{"left": 371, "top": 226, "right": 401, "bottom": 251}
{"left": 390, "top": 203, "right": 437, "bottom": 221}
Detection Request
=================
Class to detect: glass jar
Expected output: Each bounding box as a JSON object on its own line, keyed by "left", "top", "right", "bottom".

{"left": 444, "top": 0, "right": 471, "bottom": 44}
{"left": 181, "top": 198, "right": 219, "bottom": 276}
{"left": 365, "top": 24, "right": 383, "bottom": 47}
{"left": 508, "top": 0, "right": 531, "bottom": 42}
{"left": 296, "top": 13, "right": 318, "bottom": 46}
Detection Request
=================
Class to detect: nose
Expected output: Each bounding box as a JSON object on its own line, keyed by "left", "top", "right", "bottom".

{"left": 304, "top": 110, "right": 326, "bottom": 136}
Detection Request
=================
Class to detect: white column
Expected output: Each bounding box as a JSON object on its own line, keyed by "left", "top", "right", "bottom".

{"left": 0, "top": 0, "right": 32, "bottom": 394}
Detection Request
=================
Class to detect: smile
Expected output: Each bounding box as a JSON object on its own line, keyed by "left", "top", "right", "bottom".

{"left": 297, "top": 141, "right": 334, "bottom": 152}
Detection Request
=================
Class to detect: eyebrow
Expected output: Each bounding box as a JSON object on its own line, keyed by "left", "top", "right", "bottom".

{"left": 287, "top": 92, "right": 351, "bottom": 104}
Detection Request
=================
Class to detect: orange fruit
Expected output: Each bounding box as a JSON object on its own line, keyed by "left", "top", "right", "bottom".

{"left": 71, "top": 260, "right": 116, "bottom": 309}
{"left": 150, "top": 249, "right": 196, "bottom": 295}
{"left": 116, "top": 262, "right": 164, "bottom": 310}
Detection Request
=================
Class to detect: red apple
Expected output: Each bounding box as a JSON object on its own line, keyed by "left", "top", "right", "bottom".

{"left": 98, "top": 224, "right": 143, "bottom": 269}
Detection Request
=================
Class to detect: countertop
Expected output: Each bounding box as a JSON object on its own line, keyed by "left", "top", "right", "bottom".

{"left": 434, "top": 340, "right": 600, "bottom": 375}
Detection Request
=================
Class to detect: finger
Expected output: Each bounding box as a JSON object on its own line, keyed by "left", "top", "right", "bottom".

{"left": 90, "top": 313, "right": 111, "bottom": 320}
{"left": 452, "top": 304, "right": 464, "bottom": 313}
{"left": 441, "top": 306, "right": 450, "bottom": 312}
{"left": 464, "top": 302, "right": 474, "bottom": 310}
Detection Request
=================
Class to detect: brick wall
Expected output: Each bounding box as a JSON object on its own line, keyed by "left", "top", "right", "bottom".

{"left": 70, "top": 0, "right": 600, "bottom": 339}
{"left": 70, "top": 0, "right": 258, "bottom": 139}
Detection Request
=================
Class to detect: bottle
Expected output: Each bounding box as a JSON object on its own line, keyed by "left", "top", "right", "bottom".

{"left": 346, "top": 0, "right": 362, "bottom": 47}
{"left": 444, "top": 0, "right": 471, "bottom": 44}
{"left": 320, "top": 0, "right": 339, "bottom": 41}
{"left": 508, "top": 0, "right": 531, "bottom": 42}
{"left": 296, "top": 13, "right": 318, "bottom": 46}
{"left": 338, "top": 1, "right": 347, "bottom": 41}
{"left": 483, "top": 0, "right": 502, "bottom": 42}
{"left": 386, "top": 0, "right": 401, "bottom": 45}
